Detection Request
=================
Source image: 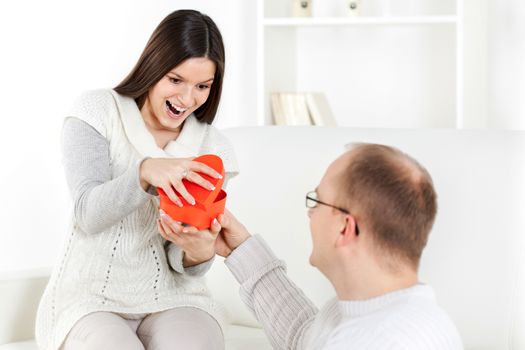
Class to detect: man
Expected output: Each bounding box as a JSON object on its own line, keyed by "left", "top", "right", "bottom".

{"left": 214, "top": 143, "right": 464, "bottom": 349}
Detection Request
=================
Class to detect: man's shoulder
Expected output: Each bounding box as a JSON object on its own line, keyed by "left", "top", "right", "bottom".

{"left": 325, "top": 287, "right": 463, "bottom": 349}
{"left": 327, "top": 315, "right": 463, "bottom": 349}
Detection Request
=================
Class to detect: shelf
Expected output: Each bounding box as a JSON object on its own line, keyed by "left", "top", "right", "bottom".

{"left": 263, "top": 15, "right": 458, "bottom": 27}
{"left": 258, "top": 0, "right": 464, "bottom": 128}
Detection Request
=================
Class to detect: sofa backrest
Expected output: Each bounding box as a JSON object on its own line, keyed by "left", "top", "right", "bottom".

{"left": 0, "top": 268, "right": 50, "bottom": 344}
{"left": 207, "top": 126, "right": 525, "bottom": 350}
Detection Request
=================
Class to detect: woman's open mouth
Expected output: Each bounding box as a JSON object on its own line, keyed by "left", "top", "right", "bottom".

{"left": 166, "top": 101, "right": 188, "bottom": 119}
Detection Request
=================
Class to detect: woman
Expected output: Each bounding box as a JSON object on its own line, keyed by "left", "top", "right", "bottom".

{"left": 36, "top": 9, "right": 238, "bottom": 350}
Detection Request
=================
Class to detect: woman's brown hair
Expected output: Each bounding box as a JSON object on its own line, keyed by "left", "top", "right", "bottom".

{"left": 114, "top": 9, "right": 225, "bottom": 124}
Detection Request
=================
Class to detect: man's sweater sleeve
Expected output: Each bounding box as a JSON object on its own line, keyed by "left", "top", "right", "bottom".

{"left": 225, "top": 235, "right": 319, "bottom": 350}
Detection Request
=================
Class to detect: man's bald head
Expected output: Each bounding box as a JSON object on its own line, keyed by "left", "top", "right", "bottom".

{"left": 335, "top": 143, "right": 437, "bottom": 270}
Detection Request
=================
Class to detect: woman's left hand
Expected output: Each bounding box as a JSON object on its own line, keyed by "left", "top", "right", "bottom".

{"left": 158, "top": 209, "right": 219, "bottom": 267}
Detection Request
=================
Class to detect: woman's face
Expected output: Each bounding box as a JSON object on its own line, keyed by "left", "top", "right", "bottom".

{"left": 141, "top": 57, "right": 216, "bottom": 132}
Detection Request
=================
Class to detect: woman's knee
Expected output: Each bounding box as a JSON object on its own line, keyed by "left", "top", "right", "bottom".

{"left": 137, "top": 307, "right": 224, "bottom": 350}
{"left": 61, "top": 312, "right": 145, "bottom": 350}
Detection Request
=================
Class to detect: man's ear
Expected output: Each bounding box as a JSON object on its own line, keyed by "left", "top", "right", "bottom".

{"left": 336, "top": 215, "right": 358, "bottom": 248}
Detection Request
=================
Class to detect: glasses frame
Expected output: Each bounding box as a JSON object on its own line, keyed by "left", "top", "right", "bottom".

{"left": 305, "top": 191, "right": 360, "bottom": 234}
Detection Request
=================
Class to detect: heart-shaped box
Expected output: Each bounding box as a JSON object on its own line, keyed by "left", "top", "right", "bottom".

{"left": 158, "top": 154, "right": 226, "bottom": 230}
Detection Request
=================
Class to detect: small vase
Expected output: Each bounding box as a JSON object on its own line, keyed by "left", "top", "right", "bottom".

{"left": 346, "top": 0, "right": 362, "bottom": 17}
{"left": 292, "top": 0, "right": 312, "bottom": 17}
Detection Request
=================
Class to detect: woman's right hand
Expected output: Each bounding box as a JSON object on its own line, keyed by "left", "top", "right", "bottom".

{"left": 139, "top": 157, "right": 222, "bottom": 207}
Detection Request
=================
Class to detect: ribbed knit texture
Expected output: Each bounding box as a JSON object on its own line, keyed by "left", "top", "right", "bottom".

{"left": 225, "top": 235, "right": 464, "bottom": 350}
{"left": 35, "top": 89, "right": 238, "bottom": 350}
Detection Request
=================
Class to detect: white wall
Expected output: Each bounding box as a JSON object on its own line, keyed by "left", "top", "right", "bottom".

{"left": 0, "top": 0, "right": 522, "bottom": 272}
{"left": 0, "top": 0, "right": 257, "bottom": 271}
{"left": 488, "top": 0, "right": 525, "bottom": 130}
{"left": 463, "top": 0, "right": 489, "bottom": 129}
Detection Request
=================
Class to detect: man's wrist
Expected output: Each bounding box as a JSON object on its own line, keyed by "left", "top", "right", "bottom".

{"left": 232, "top": 234, "right": 251, "bottom": 251}
{"left": 225, "top": 235, "right": 282, "bottom": 285}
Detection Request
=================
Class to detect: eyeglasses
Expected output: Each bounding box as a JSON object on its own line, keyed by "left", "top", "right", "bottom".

{"left": 305, "top": 191, "right": 359, "bottom": 234}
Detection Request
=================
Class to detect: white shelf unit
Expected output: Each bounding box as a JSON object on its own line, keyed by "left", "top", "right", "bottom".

{"left": 256, "top": 0, "right": 464, "bottom": 128}
{"left": 263, "top": 16, "right": 458, "bottom": 26}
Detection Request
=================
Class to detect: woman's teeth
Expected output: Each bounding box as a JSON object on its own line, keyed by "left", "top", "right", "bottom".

{"left": 166, "top": 101, "right": 187, "bottom": 116}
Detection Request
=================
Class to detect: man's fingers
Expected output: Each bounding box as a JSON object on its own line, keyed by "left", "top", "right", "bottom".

{"left": 210, "top": 218, "right": 221, "bottom": 235}
{"left": 218, "top": 213, "right": 227, "bottom": 227}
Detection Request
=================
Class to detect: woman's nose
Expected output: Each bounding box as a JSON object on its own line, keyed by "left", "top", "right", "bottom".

{"left": 178, "top": 86, "right": 193, "bottom": 106}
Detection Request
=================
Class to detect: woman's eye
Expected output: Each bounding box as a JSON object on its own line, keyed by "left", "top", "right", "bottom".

{"left": 198, "top": 84, "right": 210, "bottom": 90}
{"left": 169, "top": 78, "right": 180, "bottom": 84}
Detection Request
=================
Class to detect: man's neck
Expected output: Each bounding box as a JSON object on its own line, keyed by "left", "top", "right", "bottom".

{"left": 330, "top": 265, "right": 418, "bottom": 301}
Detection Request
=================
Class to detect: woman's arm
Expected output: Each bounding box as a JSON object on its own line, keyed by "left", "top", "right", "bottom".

{"left": 62, "top": 117, "right": 152, "bottom": 234}
{"left": 165, "top": 242, "right": 215, "bottom": 276}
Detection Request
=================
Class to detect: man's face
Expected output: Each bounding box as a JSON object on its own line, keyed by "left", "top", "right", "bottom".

{"left": 308, "top": 153, "right": 351, "bottom": 273}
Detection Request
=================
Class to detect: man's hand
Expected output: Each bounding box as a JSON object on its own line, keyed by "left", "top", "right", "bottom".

{"left": 211, "top": 209, "right": 251, "bottom": 257}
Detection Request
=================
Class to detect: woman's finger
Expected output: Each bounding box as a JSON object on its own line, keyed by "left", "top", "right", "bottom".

{"left": 170, "top": 177, "right": 195, "bottom": 205}
{"left": 159, "top": 216, "right": 174, "bottom": 236}
{"left": 180, "top": 224, "right": 199, "bottom": 234}
{"left": 162, "top": 184, "right": 182, "bottom": 207}
{"left": 160, "top": 218, "right": 186, "bottom": 244}
{"left": 189, "top": 161, "right": 222, "bottom": 179}
{"left": 185, "top": 171, "right": 215, "bottom": 191}
{"left": 160, "top": 211, "right": 184, "bottom": 234}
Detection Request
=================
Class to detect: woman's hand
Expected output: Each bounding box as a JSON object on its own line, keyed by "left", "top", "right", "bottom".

{"left": 158, "top": 209, "right": 218, "bottom": 267}
{"left": 140, "top": 158, "right": 222, "bottom": 207}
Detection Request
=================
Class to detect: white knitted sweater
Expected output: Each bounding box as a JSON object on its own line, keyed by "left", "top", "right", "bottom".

{"left": 35, "top": 89, "right": 239, "bottom": 350}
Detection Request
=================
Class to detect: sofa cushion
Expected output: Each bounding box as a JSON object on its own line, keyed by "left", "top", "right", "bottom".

{"left": 0, "top": 341, "right": 37, "bottom": 350}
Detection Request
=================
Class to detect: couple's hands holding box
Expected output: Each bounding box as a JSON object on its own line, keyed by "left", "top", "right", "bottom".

{"left": 150, "top": 154, "right": 249, "bottom": 266}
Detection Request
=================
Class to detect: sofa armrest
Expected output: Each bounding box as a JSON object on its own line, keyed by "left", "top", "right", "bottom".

{"left": 0, "top": 268, "right": 51, "bottom": 345}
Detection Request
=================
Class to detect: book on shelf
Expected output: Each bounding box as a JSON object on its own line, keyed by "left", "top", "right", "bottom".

{"left": 305, "top": 92, "right": 337, "bottom": 127}
{"left": 270, "top": 92, "right": 337, "bottom": 127}
{"left": 270, "top": 93, "right": 286, "bottom": 126}
{"left": 271, "top": 92, "right": 312, "bottom": 126}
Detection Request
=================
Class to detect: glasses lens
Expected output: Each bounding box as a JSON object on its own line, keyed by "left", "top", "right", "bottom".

{"left": 305, "top": 191, "right": 317, "bottom": 208}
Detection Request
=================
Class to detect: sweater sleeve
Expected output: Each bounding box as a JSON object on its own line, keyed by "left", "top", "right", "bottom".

{"left": 62, "top": 117, "right": 152, "bottom": 234}
{"left": 165, "top": 242, "right": 215, "bottom": 276}
{"left": 225, "top": 235, "right": 319, "bottom": 350}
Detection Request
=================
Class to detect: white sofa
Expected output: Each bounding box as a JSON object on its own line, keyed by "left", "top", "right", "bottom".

{"left": 1, "top": 126, "right": 524, "bottom": 350}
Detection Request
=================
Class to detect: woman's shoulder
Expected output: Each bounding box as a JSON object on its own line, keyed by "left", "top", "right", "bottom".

{"left": 204, "top": 125, "right": 236, "bottom": 155}
{"left": 202, "top": 125, "right": 239, "bottom": 175}
{"left": 68, "top": 89, "right": 117, "bottom": 137}
{"left": 72, "top": 89, "right": 116, "bottom": 112}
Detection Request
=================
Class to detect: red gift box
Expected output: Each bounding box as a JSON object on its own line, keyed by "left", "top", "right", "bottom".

{"left": 158, "top": 154, "right": 226, "bottom": 230}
